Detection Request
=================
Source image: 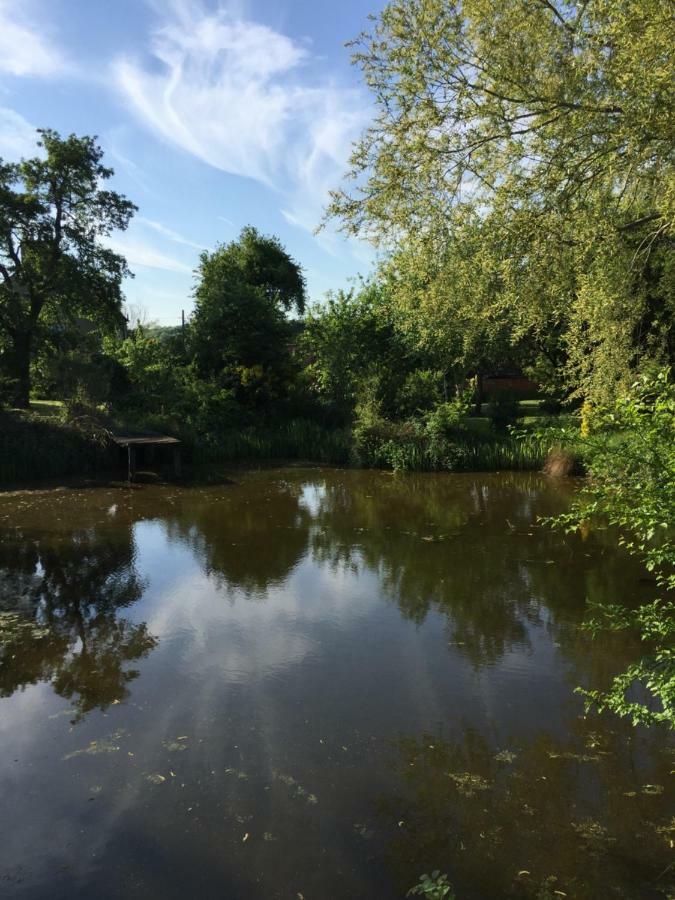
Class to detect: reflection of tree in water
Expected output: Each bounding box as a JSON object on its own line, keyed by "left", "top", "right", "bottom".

{"left": 309, "top": 473, "right": 551, "bottom": 662}
{"left": 309, "top": 471, "right": 653, "bottom": 670}
{"left": 0, "top": 513, "right": 155, "bottom": 723}
{"left": 163, "top": 479, "right": 311, "bottom": 597}
{"left": 378, "top": 721, "right": 674, "bottom": 899}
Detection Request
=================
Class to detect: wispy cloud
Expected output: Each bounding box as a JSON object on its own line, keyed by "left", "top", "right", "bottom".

{"left": 0, "top": 107, "right": 39, "bottom": 160}
{"left": 113, "top": 0, "right": 369, "bottom": 234}
{"left": 137, "top": 216, "right": 207, "bottom": 251}
{"left": 0, "top": 0, "right": 68, "bottom": 77}
{"left": 106, "top": 234, "right": 194, "bottom": 275}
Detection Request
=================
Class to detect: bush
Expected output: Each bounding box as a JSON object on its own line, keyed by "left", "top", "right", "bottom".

{"left": 396, "top": 369, "right": 443, "bottom": 417}
{"left": 351, "top": 415, "right": 546, "bottom": 473}
{"left": 0, "top": 411, "right": 110, "bottom": 484}
{"left": 0, "top": 373, "right": 18, "bottom": 409}
{"left": 545, "top": 369, "right": 675, "bottom": 727}
{"left": 486, "top": 391, "right": 521, "bottom": 430}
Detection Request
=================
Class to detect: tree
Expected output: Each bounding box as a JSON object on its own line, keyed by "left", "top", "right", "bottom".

{"left": 302, "top": 284, "right": 399, "bottom": 414}
{"left": 546, "top": 369, "right": 675, "bottom": 727}
{"left": 0, "top": 129, "right": 136, "bottom": 406}
{"left": 326, "top": 0, "right": 675, "bottom": 402}
{"left": 190, "top": 227, "right": 305, "bottom": 408}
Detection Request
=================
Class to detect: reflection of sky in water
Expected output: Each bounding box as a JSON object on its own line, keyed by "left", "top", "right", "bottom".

{"left": 0, "top": 470, "right": 671, "bottom": 900}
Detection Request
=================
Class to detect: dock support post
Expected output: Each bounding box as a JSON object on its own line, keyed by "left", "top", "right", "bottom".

{"left": 127, "top": 445, "right": 136, "bottom": 482}
{"left": 173, "top": 445, "right": 182, "bottom": 477}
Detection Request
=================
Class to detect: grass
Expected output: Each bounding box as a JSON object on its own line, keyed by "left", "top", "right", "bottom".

{"left": 26, "top": 399, "right": 64, "bottom": 418}
{"left": 360, "top": 430, "right": 549, "bottom": 473}
{"left": 459, "top": 431, "right": 549, "bottom": 471}
{"left": 0, "top": 408, "right": 110, "bottom": 485}
{"left": 193, "top": 419, "right": 352, "bottom": 466}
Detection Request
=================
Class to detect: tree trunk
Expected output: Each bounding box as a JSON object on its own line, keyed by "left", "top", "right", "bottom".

{"left": 6, "top": 330, "right": 32, "bottom": 408}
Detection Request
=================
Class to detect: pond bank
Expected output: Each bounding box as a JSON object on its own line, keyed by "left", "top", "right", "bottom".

{"left": 1, "top": 409, "right": 559, "bottom": 488}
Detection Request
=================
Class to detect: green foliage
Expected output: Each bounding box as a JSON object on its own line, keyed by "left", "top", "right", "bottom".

{"left": 486, "top": 392, "right": 521, "bottom": 432}
{"left": 190, "top": 227, "right": 304, "bottom": 411}
{"left": 0, "top": 410, "right": 109, "bottom": 483}
{"left": 397, "top": 370, "right": 444, "bottom": 418}
{"left": 31, "top": 323, "right": 122, "bottom": 406}
{"left": 302, "top": 282, "right": 418, "bottom": 421}
{"left": 0, "top": 129, "right": 135, "bottom": 406}
{"left": 326, "top": 0, "right": 675, "bottom": 404}
{"left": 545, "top": 370, "right": 675, "bottom": 727}
{"left": 352, "top": 413, "right": 546, "bottom": 473}
{"left": 425, "top": 392, "right": 471, "bottom": 438}
{"left": 407, "top": 871, "right": 455, "bottom": 900}
{"left": 192, "top": 419, "right": 351, "bottom": 466}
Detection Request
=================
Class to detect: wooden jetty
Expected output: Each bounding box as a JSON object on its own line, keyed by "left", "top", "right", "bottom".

{"left": 110, "top": 430, "right": 181, "bottom": 480}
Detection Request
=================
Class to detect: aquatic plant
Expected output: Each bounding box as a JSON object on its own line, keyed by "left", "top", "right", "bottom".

{"left": 407, "top": 871, "right": 455, "bottom": 899}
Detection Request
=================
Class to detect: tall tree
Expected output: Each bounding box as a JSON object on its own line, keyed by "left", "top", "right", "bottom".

{"left": 326, "top": 0, "right": 675, "bottom": 401}
{"left": 0, "top": 129, "right": 136, "bottom": 406}
{"left": 190, "top": 227, "right": 305, "bottom": 405}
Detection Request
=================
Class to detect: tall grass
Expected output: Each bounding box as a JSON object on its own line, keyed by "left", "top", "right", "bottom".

{"left": 352, "top": 423, "right": 550, "bottom": 473}
{"left": 0, "top": 411, "right": 109, "bottom": 485}
{"left": 459, "top": 432, "right": 549, "bottom": 471}
{"left": 193, "top": 419, "right": 351, "bottom": 466}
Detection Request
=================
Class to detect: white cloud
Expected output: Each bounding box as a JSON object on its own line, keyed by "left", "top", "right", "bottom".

{"left": 0, "top": 0, "right": 67, "bottom": 77}
{"left": 113, "top": 1, "right": 370, "bottom": 234}
{"left": 136, "top": 216, "right": 207, "bottom": 251}
{"left": 106, "top": 235, "right": 194, "bottom": 274}
{"left": 0, "top": 107, "right": 39, "bottom": 160}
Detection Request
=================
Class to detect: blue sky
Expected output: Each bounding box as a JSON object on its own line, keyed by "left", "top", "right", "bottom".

{"left": 0, "top": 0, "right": 384, "bottom": 325}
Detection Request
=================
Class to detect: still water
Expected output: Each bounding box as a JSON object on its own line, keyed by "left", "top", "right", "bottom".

{"left": 0, "top": 469, "right": 672, "bottom": 899}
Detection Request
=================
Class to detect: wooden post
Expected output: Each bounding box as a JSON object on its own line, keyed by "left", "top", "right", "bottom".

{"left": 173, "top": 445, "right": 182, "bottom": 477}
{"left": 127, "top": 445, "right": 136, "bottom": 482}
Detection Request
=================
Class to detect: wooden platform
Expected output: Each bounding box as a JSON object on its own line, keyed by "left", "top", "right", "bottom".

{"left": 110, "top": 431, "right": 181, "bottom": 479}
{"left": 111, "top": 432, "right": 180, "bottom": 447}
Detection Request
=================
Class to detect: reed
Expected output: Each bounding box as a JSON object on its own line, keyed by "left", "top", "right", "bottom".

{"left": 193, "top": 419, "right": 352, "bottom": 465}
{"left": 0, "top": 411, "right": 108, "bottom": 485}
{"left": 351, "top": 426, "right": 550, "bottom": 473}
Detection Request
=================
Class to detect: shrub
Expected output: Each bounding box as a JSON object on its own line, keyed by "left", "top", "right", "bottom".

{"left": 486, "top": 391, "right": 521, "bottom": 430}
{"left": 545, "top": 369, "right": 675, "bottom": 727}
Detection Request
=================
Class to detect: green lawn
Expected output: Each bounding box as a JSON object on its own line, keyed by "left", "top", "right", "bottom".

{"left": 28, "top": 400, "right": 64, "bottom": 418}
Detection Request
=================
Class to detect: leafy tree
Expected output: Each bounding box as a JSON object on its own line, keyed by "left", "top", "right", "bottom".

{"left": 0, "top": 129, "right": 136, "bottom": 406}
{"left": 302, "top": 283, "right": 412, "bottom": 418}
{"left": 546, "top": 369, "right": 675, "bottom": 727}
{"left": 327, "top": 0, "right": 675, "bottom": 402}
{"left": 190, "top": 227, "right": 305, "bottom": 408}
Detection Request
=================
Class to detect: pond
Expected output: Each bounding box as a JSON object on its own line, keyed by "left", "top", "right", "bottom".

{"left": 0, "top": 469, "right": 672, "bottom": 899}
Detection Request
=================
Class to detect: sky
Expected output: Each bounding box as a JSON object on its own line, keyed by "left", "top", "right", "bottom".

{"left": 0, "top": 0, "right": 385, "bottom": 325}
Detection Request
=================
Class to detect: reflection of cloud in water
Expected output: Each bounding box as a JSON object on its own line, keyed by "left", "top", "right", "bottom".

{"left": 139, "top": 530, "right": 381, "bottom": 685}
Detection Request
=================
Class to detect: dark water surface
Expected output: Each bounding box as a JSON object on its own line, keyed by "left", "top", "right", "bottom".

{"left": 0, "top": 469, "right": 672, "bottom": 899}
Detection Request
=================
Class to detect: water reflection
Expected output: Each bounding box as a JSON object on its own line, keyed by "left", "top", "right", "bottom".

{"left": 163, "top": 479, "right": 311, "bottom": 597}
{"left": 0, "top": 472, "right": 652, "bottom": 724}
{"left": 0, "top": 504, "right": 156, "bottom": 722}
{"left": 307, "top": 471, "right": 646, "bottom": 672}
{"left": 0, "top": 471, "right": 669, "bottom": 900}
